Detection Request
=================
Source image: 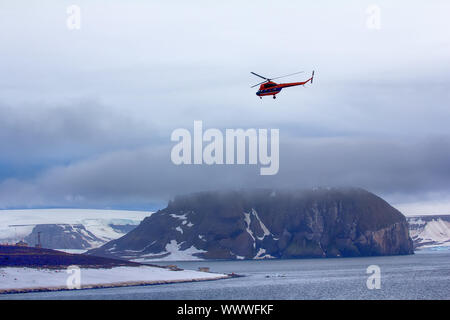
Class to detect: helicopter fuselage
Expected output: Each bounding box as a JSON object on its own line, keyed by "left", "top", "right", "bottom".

{"left": 256, "top": 81, "right": 308, "bottom": 97}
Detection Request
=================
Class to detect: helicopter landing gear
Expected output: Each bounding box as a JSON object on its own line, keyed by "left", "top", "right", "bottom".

{"left": 273, "top": 95, "right": 276, "bottom": 99}
{"left": 260, "top": 96, "right": 262, "bottom": 99}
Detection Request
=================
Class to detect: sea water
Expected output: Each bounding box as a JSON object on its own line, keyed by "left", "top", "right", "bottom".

{"left": 1, "top": 251, "right": 449, "bottom": 300}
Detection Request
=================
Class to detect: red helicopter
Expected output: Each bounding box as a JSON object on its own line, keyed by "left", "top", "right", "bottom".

{"left": 251, "top": 70, "right": 314, "bottom": 99}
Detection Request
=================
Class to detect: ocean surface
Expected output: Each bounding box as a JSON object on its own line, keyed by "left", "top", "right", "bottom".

{"left": 1, "top": 251, "right": 449, "bottom": 300}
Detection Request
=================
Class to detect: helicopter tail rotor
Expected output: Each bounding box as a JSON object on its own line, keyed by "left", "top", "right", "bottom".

{"left": 311, "top": 70, "right": 315, "bottom": 84}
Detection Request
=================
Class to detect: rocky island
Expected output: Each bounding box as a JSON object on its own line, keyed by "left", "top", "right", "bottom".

{"left": 89, "top": 188, "right": 414, "bottom": 261}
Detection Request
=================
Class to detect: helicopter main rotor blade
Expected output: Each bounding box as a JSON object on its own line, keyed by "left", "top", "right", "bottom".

{"left": 251, "top": 80, "right": 268, "bottom": 88}
{"left": 250, "top": 72, "right": 269, "bottom": 80}
{"left": 271, "top": 71, "right": 304, "bottom": 80}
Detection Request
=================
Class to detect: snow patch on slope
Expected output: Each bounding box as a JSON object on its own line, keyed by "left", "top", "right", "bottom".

{"left": 169, "top": 213, "right": 187, "bottom": 220}
{"left": 254, "top": 248, "right": 275, "bottom": 260}
{"left": 243, "top": 212, "right": 256, "bottom": 248}
{"left": 133, "top": 240, "right": 206, "bottom": 262}
{"left": 251, "top": 209, "right": 272, "bottom": 240}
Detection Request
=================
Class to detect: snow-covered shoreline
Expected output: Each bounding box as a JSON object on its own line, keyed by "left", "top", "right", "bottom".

{"left": 0, "top": 266, "right": 229, "bottom": 294}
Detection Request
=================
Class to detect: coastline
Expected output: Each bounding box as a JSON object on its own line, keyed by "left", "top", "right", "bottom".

{"left": 0, "top": 275, "right": 230, "bottom": 295}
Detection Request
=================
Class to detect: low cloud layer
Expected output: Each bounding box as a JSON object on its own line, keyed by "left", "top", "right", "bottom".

{"left": 2, "top": 134, "right": 450, "bottom": 212}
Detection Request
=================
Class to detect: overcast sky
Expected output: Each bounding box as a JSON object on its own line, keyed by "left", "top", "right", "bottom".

{"left": 0, "top": 1, "right": 449, "bottom": 215}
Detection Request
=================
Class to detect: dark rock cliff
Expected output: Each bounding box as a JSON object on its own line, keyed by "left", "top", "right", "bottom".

{"left": 89, "top": 188, "right": 414, "bottom": 260}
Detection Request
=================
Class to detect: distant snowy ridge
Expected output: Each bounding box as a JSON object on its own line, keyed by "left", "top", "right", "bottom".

{"left": 0, "top": 209, "right": 150, "bottom": 250}
{"left": 407, "top": 215, "right": 450, "bottom": 250}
